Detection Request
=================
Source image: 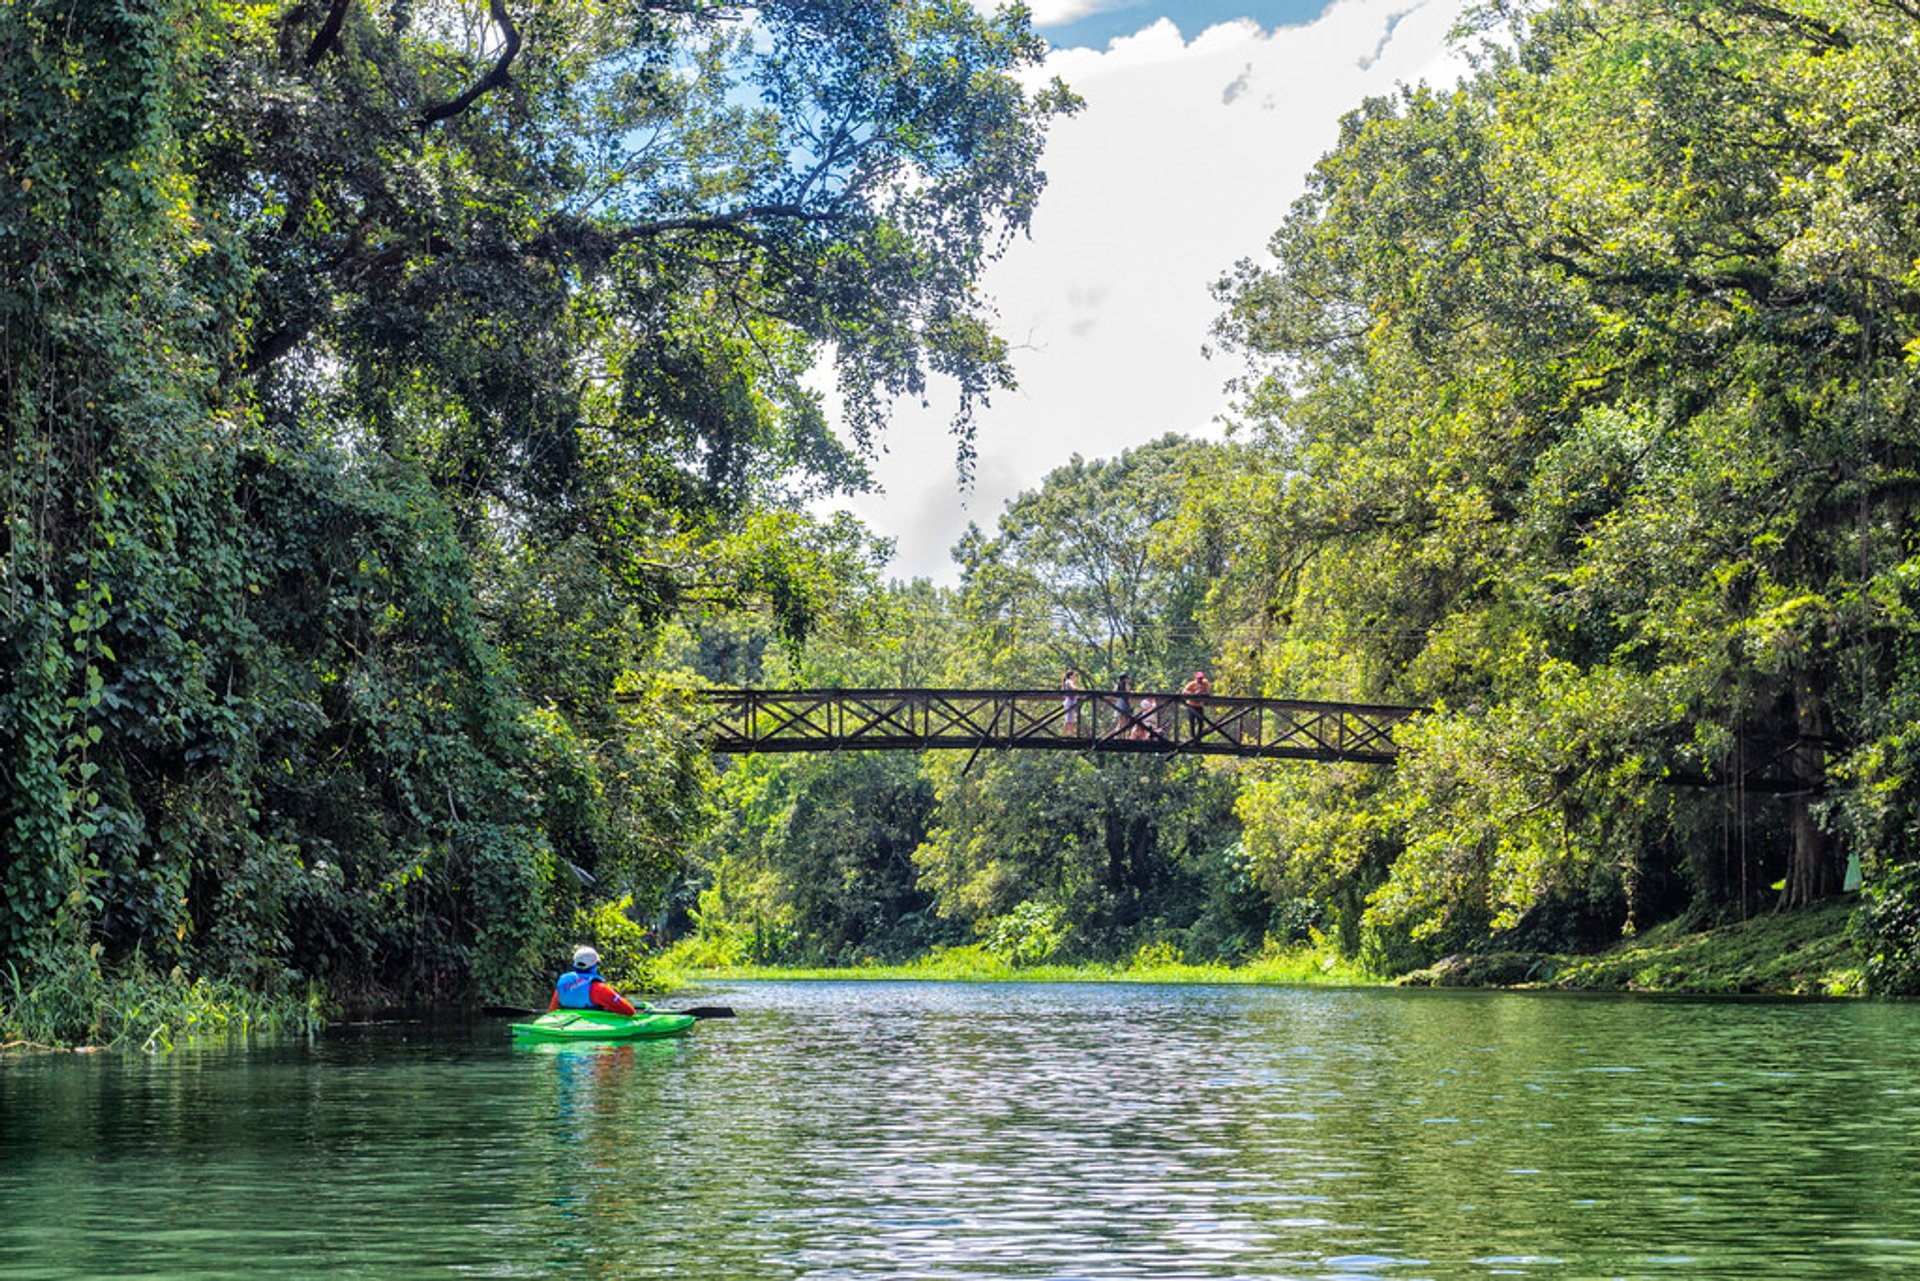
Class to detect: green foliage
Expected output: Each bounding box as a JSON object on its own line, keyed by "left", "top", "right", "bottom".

{"left": 1209, "top": 0, "right": 1920, "bottom": 966}
{"left": 1540, "top": 900, "right": 1864, "bottom": 997}
{"left": 1, "top": 0, "right": 1069, "bottom": 1040}
{"left": 1, "top": 960, "right": 323, "bottom": 1051}
{"left": 669, "top": 937, "right": 1373, "bottom": 986}
{"left": 909, "top": 750, "right": 1246, "bottom": 960}
{"left": 91, "top": 968, "right": 325, "bottom": 1053}
{"left": 681, "top": 751, "right": 946, "bottom": 965}
{"left": 981, "top": 899, "right": 1067, "bottom": 967}
{"left": 24, "top": 0, "right": 1918, "bottom": 1019}
{"left": 1857, "top": 861, "right": 1920, "bottom": 996}
{"left": 1128, "top": 938, "right": 1184, "bottom": 970}
{"left": 654, "top": 929, "right": 750, "bottom": 976}
{"left": 680, "top": 438, "right": 1256, "bottom": 971}
{"left": 953, "top": 434, "right": 1221, "bottom": 686}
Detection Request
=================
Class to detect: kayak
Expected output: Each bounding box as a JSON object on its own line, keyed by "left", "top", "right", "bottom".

{"left": 509, "top": 1008, "right": 696, "bottom": 1042}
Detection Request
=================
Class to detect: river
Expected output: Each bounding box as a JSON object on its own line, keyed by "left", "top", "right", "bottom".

{"left": 3, "top": 981, "right": 1917, "bottom": 1278}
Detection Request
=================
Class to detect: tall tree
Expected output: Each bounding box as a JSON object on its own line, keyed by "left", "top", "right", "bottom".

{"left": 1211, "top": 0, "right": 1920, "bottom": 974}
{"left": 0, "top": 0, "right": 1075, "bottom": 1023}
{"left": 954, "top": 433, "right": 1222, "bottom": 687}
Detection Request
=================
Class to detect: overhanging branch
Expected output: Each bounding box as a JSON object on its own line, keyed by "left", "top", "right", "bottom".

{"left": 418, "top": 0, "right": 522, "bottom": 129}
{"left": 528, "top": 203, "right": 845, "bottom": 264}
{"left": 305, "top": 0, "right": 351, "bottom": 66}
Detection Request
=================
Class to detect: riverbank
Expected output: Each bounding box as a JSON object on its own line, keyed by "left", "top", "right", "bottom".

{"left": 667, "top": 901, "right": 1871, "bottom": 998}
{"left": 1399, "top": 899, "right": 1866, "bottom": 997}
{"left": 0, "top": 970, "right": 324, "bottom": 1053}
{"left": 665, "top": 939, "right": 1374, "bottom": 987}
{"left": 5, "top": 903, "right": 1870, "bottom": 1054}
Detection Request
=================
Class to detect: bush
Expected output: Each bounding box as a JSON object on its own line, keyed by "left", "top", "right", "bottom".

{"left": 1129, "top": 939, "right": 1185, "bottom": 970}
{"left": 1, "top": 961, "right": 322, "bottom": 1052}
{"left": 981, "top": 900, "right": 1067, "bottom": 967}
{"left": 1861, "top": 860, "right": 1920, "bottom": 996}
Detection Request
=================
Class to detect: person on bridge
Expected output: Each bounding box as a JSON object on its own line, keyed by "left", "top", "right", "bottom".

{"left": 1181, "top": 670, "right": 1212, "bottom": 738}
{"left": 1061, "top": 668, "right": 1083, "bottom": 736}
{"left": 548, "top": 945, "right": 638, "bottom": 1016}
{"left": 1108, "top": 672, "right": 1134, "bottom": 740}
{"left": 1134, "top": 693, "right": 1160, "bottom": 740}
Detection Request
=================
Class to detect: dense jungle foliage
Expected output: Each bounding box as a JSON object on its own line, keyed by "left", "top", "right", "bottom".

{"left": 0, "top": 0, "right": 1073, "bottom": 1036}
{"left": 1209, "top": 0, "right": 1920, "bottom": 990}
{"left": 678, "top": 0, "right": 1920, "bottom": 994}
{"left": 12, "top": 0, "right": 1920, "bottom": 1038}
{"left": 678, "top": 436, "right": 1268, "bottom": 971}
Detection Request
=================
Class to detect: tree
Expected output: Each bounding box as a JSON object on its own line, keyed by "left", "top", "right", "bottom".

{"left": 1209, "top": 0, "right": 1920, "bottom": 975}
{"left": 690, "top": 750, "right": 945, "bottom": 964}
{"left": 0, "top": 0, "right": 1076, "bottom": 1022}
{"left": 953, "top": 433, "right": 1222, "bottom": 688}
{"left": 908, "top": 436, "right": 1246, "bottom": 958}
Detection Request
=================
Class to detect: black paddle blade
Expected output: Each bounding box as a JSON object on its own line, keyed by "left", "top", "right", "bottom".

{"left": 481, "top": 1002, "right": 734, "bottom": 1020}
{"left": 676, "top": 1006, "right": 735, "bottom": 1019}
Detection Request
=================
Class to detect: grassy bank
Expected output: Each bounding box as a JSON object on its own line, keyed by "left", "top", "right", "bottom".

{"left": 663, "top": 940, "right": 1377, "bottom": 987}
{"left": 662, "top": 901, "right": 1873, "bottom": 998}
{"left": 1399, "top": 899, "right": 1867, "bottom": 997}
{"left": 1, "top": 969, "right": 325, "bottom": 1053}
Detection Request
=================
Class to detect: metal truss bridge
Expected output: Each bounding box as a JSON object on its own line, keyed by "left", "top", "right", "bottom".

{"left": 695, "top": 687, "right": 1423, "bottom": 764}
{"left": 690, "top": 687, "right": 1831, "bottom": 792}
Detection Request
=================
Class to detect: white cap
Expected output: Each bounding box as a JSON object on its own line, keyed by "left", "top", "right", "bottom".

{"left": 571, "top": 945, "right": 600, "bottom": 971}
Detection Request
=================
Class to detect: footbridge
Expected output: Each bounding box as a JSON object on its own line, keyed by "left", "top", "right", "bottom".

{"left": 688, "top": 687, "right": 1833, "bottom": 791}
{"left": 694, "top": 687, "right": 1422, "bottom": 764}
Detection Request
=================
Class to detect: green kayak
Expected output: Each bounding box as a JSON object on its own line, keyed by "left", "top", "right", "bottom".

{"left": 510, "top": 1008, "right": 696, "bottom": 1042}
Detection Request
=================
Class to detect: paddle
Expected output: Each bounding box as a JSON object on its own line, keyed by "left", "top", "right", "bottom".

{"left": 481, "top": 1003, "right": 735, "bottom": 1020}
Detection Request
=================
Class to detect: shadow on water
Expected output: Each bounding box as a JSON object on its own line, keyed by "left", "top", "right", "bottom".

{"left": 4, "top": 982, "right": 1919, "bottom": 1278}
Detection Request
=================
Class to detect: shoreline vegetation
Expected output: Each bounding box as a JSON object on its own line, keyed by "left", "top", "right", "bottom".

{"left": 0, "top": 900, "right": 1873, "bottom": 1054}
{"left": 665, "top": 940, "right": 1373, "bottom": 988}
{"left": 663, "top": 900, "right": 1871, "bottom": 1001}
{"left": 1, "top": 970, "right": 324, "bottom": 1054}
{"left": 11, "top": 0, "right": 1920, "bottom": 1055}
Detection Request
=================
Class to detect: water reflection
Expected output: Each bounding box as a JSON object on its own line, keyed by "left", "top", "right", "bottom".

{"left": 3, "top": 983, "right": 1918, "bottom": 1278}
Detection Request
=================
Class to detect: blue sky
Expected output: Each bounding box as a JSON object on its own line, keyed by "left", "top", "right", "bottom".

{"left": 823, "top": 0, "right": 1474, "bottom": 583}
{"left": 1035, "top": 0, "right": 1350, "bottom": 50}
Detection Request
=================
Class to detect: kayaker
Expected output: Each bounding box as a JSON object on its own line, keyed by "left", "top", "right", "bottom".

{"left": 547, "top": 945, "right": 638, "bottom": 1016}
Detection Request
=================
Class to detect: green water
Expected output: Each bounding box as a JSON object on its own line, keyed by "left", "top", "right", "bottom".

{"left": 3, "top": 982, "right": 1918, "bottom": 1278}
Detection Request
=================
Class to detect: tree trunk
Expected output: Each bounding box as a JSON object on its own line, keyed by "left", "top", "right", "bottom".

{"left": 1778, "top": 669, "right": 1836, "bottom": 909}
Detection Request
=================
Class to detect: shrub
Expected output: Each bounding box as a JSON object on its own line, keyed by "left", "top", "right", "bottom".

{"left": 981, "top": 900, "right": 1067, "bottom": 967}
{"left": 1129, "top": 939, "right": 1185, "bottom": 970}
{"left": 1860, "top": 861, "right": 1920, "bottom": 996}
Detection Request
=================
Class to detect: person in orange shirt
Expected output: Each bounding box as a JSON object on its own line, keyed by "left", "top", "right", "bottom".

{"left": 1181, "top": 669, "right": 1212, "bottom": 739}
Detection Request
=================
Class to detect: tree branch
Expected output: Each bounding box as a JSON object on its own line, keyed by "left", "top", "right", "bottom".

{"left": 1725, "top": 1, "right": 1853, "bottom": 51}
{"left": 304, "top": 0, "right": 351, "bottom": 67}
{"left": 245, "top": 320, "right": 309, "bottom": 374}
{"left": 418, "top": 0, "right": 521, "bottom": 129}
{"left": 528, "top": 203, "right": 845, "bottom": 265}
{"left": 615, "top": 204, "right": 842, "bottom": 240}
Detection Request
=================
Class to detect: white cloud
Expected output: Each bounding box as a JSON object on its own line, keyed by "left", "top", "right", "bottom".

{"left": 826, "top": 0, "right": 1474, "bottom": 584}
{"left": 1029, "top": 0, "right": 1130, "bottom": 24}
{"left": 971, "top": 0, "right": 1135, "bottom": 28}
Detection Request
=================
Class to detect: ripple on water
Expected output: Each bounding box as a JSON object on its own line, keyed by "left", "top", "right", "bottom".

{"left": 3, "top": 983, "right": 1920, "bottom": 1278}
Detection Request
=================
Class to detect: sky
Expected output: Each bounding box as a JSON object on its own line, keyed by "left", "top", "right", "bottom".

{"left": 819, "top": 0, "right": 1476, "bottom": 584}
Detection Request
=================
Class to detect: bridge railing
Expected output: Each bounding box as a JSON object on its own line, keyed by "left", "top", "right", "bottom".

{"left": 693, "top": 687, "right": 1425, "bottom": 764}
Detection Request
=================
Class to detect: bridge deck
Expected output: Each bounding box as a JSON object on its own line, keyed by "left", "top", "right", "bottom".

{"left": 695, "top": 687, "right": 1424, "bottom": 763}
